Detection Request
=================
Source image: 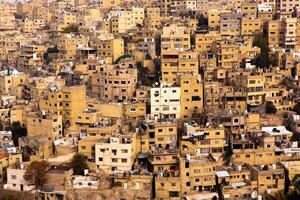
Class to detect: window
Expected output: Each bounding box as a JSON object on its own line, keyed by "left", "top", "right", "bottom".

{"left": 121, "top": 149, "right": 128, "bottom": 153}
{"left": 192, "top": 96, "right": 201, "bottom": 101}
{"left": 99, "top": 157, "right": 103, "bottom": 161}
{"left": 204, "top": 177, "right": 211, "bottom": 181}
{"left": 112, "top": 158, "right": 118, "bottom": 162}
{"left": 11, "top": 175, "right": 16, "bottom": 179}
{"left": 121, "top": 159, "right": 127, "bottom": 163}
{"left": 112, "top": 149, "right": 117, "bottom": 155}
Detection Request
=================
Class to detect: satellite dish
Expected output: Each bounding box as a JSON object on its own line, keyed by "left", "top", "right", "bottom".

{"left": 251, "top": 191, "right": 258, "bottom": 199}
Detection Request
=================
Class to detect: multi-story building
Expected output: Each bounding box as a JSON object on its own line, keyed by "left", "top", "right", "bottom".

{"left": 110, "top": 7, "right": 145, "bottom": 34}
{"left": 150, "top": 83, "right": 181, "bottom": 119}
{"left": 93, "top": 37, "right": 124, "bottom": 64}
{"left": 195, "top": 31, "right": 221, "bottom": 54}
{"left": 268, "top": 18, "right": 300, "bottom": 51}
{"left": 0, "top": 69, "right": 27, "bottom": 95}
{"left": 95, "top": 133, "right": 137, "bottom": 173}
{"left": 208, "top": 9, "right": 220, "bottom": 31}
{"left": 39, "top": 85, "right": 87, "bottom": 131}
{"left": 26, "top": 111, "right": 63, "bottom": 140}
{"left": 4, "top": 164, "right": 35, "bottom": 191}
{"left": 56, "top": 34, "right": 89, "bottom": 61}
{"left": 18, "top": 44, "right": 47, "bottom": 73}
{"left": 241, "top": 2, "right": 257, "bottom": 18}
{"left": 91, "top": 62, "right": 137, "bottom": 102}
{"left": 138, "top": 120, "right": 177, "bottom": 153}
{"left": 250, "top": 163, "right": 285, "bottom": 195}
{"left": 179, "top": 74, "right": 203, "bottom": 119}
{"left": 181, "top": 123, "right": 225, "bottom": 157}
{"left": 220, "top": 12, "right": 242, "bottom": 36}
{"left": 161, "top": 49, "right": 198, "bottom": 84}
{"left": 180, "top": 155, "right": 218, "bottom": 195}
{"left": 161, "top": 26, "right": 191, "bottom": 51}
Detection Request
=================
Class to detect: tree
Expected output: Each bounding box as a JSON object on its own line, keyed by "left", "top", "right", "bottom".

{"left": 62, "top": 24, "right": 79, "bottom": 33}
{"left": 0, "top": 195, "right": 17, "bottom": 200}
{"left": 294, "top": 102, "right": 300, "bottom": 115}
{"left": 113, "top": 54, "right": 132, "bottom": 64}
{"left": 197, "top": 14, "right": 208, "bottom": 30}
{"left": 43, "top": 46, "right": 59, "bottom": 64}
{"left": 70, "top": 154, "right": 88, "bottom": 175}
{"left": 252, "top": 34, "right": 270, "bottom": 68}
{"left": 267, "top": 190, "right": 300, "bottom": 200}
{"left": 266, "top": 101, "right": 277, "bottom": 114}
{"left": 24, "top": 160, "right": 49, "bottom": 189}
{"left": 11, "top": 121, "right": 27, "bottom": 146}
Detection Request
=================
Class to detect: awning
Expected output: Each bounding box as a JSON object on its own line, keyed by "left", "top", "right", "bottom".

{"left": 216, "top": 171, "right": 230, "bottom": 178}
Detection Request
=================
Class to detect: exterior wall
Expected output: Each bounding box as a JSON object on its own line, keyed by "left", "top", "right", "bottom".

{"left": 91, "top": 64, "right": 137, "bottom": 102}
{"left": 95, "top": 134, "right": 136, "bottom": 173}
{"left": 150, "top": 85, "right": 181, "bottom": 119}
{"left": 180, "top": 74, "right": 203, "bottom": 119}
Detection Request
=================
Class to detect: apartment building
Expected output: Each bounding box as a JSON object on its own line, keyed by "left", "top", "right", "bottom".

{"left": 241, "top": 18, "right": 263, "bottom": 38}
{"left": 161, "top": 49, "right": 198, "bottom": 84}
{"left": 148, "top": 145, "right": 179, "bottom": 172}
{"left": 220, "top": 12, "right": 242, "bottom": 36}
{"left": 39, "top": 85, "right": 87, "bottom": 131}
{"left": 138, "top": 120, "right": 177, "bottom": 153}
{"left": 56, "top": 34, "right": 89, "bottom": 61}
{"left": 0, "top": 3, "right": 16, "bottom": 30}
{"left": 93, "top": 37, "right": 124, "bottom": 64}
{"left": 241, "top": 2, "right": 257, "bottom": 19}
{"left": 208, "top": 9, "right": 220, "bottom": 31}
{"left": 268, "top": 18, "right": 300, "bottom": 51}
{"left": 195, "top": 31, "right": 221, "bottom": 53}
{"left": 161, "top": 26, "right": 191, "bottom": 51}
{"left": 250, "top": 164, "right": 285, "bottom": 195}
{"left": 144, "top": 6, "right": 161, "bottom": 30}
{"left": 156, "top": 0, "right": 175, "bottom": 16}
{"left": 95, "top": 133, "right": 137, "bottom": 173}
{"left": 215, "top": 40, "right": 240, "bottom": 69}
{"left": 181, "top": 123, "right": 225, "bottom": 157}
{"left": 124, "top": 102, "right": 147, "bottom": 118}
{"left": 110, "top": 7, "right": 145, "bottom": 34}
{"left": 180, "top": 155, "right": 218, "bottom": 195}
{"left": 155, "top": 175, "right": 181, "bottom": 199}
{"left": 231, "top": 132, "right": 277, "bottom": 165}
{"left": 4, "top": 164, "right": 35, "bottom": 191}
{"left": 0, "top": 152, "right": 22, "bottom": 183}
{"left": 20, "top": 18, "right": 45, "bottom": 33}
{"left": 0, "top": 69, "right": 27, "bottom": 95}
{"left": 18, "top": 44, "right": 47, "bottom": 73}
{"left": 150, "top": 83, "right": 181, "bottom": 119}
{"left": 179, "top": 74, "right": 204, "bottom": 119}
{"left": 136, "top": 38, "right": 156, "bottom": 59}
{"left": 26, "top": 111, "right": 63, "bottom": 140}
{"left": 236, "top": 73, "right": 265, "bottom": 106}
{"left": 91, "top": 63, "right": 137, "bottom": 102}
{"left": 52, "top": 11, "right": 77, "bottom": 31}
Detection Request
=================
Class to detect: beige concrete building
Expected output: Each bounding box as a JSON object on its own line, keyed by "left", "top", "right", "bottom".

{"left": 95, "top": 133, "right": 137, "bottom": 173}
{"left": 91, "top": 63, "right": 137, "bottom": 102}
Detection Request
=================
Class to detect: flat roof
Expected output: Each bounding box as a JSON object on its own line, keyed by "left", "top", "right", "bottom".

{"left": 216, "top": 171, "right": 230, "bottom": 178}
